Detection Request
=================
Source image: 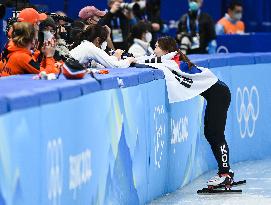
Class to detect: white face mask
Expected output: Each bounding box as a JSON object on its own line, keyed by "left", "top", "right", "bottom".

{"left": 43, "top": 30, "right": 54, "bottom": 41}
{"left": 145, "top": 32, "right": 152, "bottom": 43}
{"left": 233, "top": 12, "right": 242, "bottom": 21}
{"left": 101, "top": 41, "right": 108, "bottom": 50}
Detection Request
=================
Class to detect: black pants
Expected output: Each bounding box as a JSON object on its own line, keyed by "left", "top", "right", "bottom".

{"left": 200, "top": 80, "right": 231, "bottom": 174}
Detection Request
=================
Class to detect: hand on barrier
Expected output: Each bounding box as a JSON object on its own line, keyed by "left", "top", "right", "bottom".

{"left": 126, "top": 57, "right": 136, "bottom": 65}
{"left": 114, "top": 49, "right": 125, "bottom": 60}
{"left": 33, "top": 71, "right": 57, "bottom": 80}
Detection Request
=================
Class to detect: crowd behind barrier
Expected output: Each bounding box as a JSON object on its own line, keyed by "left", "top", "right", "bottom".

{"left": 1, "top": 53, "right": 271, "bottom": 205}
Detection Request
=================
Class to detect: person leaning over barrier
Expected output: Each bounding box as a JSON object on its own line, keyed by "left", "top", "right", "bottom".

{"left": 67, "top": 24, "right": 135, "bottom": 70}
{"left": 0, "top": 22, "right": 56, "bottom": 76}
{"left": 135, "top": 36, "right": 234, "bottom": 188}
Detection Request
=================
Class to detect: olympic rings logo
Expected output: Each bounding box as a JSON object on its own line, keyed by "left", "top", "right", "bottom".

{"left": 236, "top": 86, "right": 260, "bottom": 138}
{"left": 47, "top": 138, "right": 63, "bottom": 205}
{"left": 216, "top": 46, "right": 229, "bottom": 53}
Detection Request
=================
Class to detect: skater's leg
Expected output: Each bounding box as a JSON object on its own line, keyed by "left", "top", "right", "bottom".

{"left": 201, "top": 81, "right": 232, "bottom": 175}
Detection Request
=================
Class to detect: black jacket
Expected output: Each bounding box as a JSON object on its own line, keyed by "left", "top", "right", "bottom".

{"left": 99, "top": 10, "right": 131, "bottom": 51}
{"left": 177, "top": 11, "right": 216, "bottom": 54}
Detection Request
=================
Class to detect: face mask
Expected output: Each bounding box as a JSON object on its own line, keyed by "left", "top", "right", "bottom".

{"left": 43, "top": 30, "right": 54, "bottom": 41}
{"left": 145, "top": 32, "right": 152, "bottom": 43}
{"left": 189, "top": 1, "right": 199, "bottom": 11}
{"left": 233, "top": 12, "right": 242, "bottom": 21}
{"left": 101, "top": 41, "right": 108, "bottom": 50}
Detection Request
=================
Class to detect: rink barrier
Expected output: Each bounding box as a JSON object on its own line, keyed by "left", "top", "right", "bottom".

{"left": 1, "top": 53, "right": 271, "bottom": 204}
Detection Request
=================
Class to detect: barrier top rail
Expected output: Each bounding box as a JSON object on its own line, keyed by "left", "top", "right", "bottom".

{"left": 1, "top": 52, "right": 271, "bottom": 115}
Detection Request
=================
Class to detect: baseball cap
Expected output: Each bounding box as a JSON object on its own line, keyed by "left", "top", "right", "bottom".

{"left": 18, "top": 8, "right": 47, "bottom": 24}
{"left": 78, "top": 6, "right": 106, "bottom": 20}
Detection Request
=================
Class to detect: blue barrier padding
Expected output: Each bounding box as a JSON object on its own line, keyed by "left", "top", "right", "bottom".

{"left": 253, "top": 53, "right": 271, "bottom": 64}
{"left": 193, "top": 59, "right": 209, "bottom": 68}
{"left": 2, "top": 53, "right": 271, "bottom": 113}
{"left": 228, "top": 54, "right": 255, "bottom": 66}
{"left": 93, "top": 74, "right": 119, "bottom": 90}
{"left": 73, "top": 78, "right": 101, "bottom": 95}
{"left": 0, "top": 67, "right": 162, "bottom": 112}
{"left": 137, "top": 69, "right": 155, "bottom": 83}
{"left": 4, "top": 90, "right": 40, "bottom": 111}
{"left": 0, "top": 97, "right": 8, "bottom": 114}
{"left": 104, "top": 68, "right": 140, "bottom": 87}
{"left": 152, "top": 69, "right": 165, "bottom": 80}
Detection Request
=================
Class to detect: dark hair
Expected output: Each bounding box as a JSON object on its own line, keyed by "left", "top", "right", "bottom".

{"left": 131, "top": 21, "right": 151, "bottom": 40}
{"left": 228, "top": 1, "right": 243, "bottom": 10}
{"left": 157, "top": 36, "right": 195, "bottom": 68}
{"left": 69, "top": 20, "right": 86, "bottom": 44}
{"left": 72, "top": 24, "right": 108, "bottom": 49}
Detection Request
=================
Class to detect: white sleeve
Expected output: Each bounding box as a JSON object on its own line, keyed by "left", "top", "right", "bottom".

{"left": 90, "top": 46, "right": 131, "bottom": 68}
{"left": 128, "top": 45, "right": 145, "bottom": 58}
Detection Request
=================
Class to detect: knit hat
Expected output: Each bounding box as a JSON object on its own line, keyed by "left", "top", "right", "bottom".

{"left": 78, "top": 6, "right": 106, "bottom": 20}
{"left": 18, "top": 8, "right": 47, "bottom": 24}
{"left": 40, "top": 16, "right": 56, "bottom": 29}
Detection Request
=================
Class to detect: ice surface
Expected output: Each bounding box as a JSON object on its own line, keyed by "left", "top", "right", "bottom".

{"left": 149, "top": 159, "right": 271, "bottom": 205}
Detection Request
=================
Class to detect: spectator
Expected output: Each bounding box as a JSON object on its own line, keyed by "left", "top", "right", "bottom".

{"left": 18, "top": 7, "right": 47, "bottom": 33}
{"left": 53, "top": 11, "right": 71, "bottom": 41}
{"left": 128, "top": 21, "right": 154, "bottom": 57}
{"left": 79, "top": 6, "right": 106, "bottom": 25}
{"left": 216, "top": 1, "right": 245, "bottom": 35}
{"left": 0, "top": 22, "right": 56, "bottom": 76}
{"left": 0, "top": 8, "right": 59, "bottom": 75}
{"left": 99, "top": 0, "right": 131, "bottom": 51}
{"left": 39, "top": 16, "right": 56, "bottom": 44}
{"left": 55, "top": 11, "right": 68, "bottom": 26}
{"left": 79, "top": 5, "right": 115, "bottom": 50}
{"left": 39, "top": 16, "right": 69, "bottom": 64}
{"left": 69, "top": 24, "right": 135, "bottom": 69}
{"left": 176, "top": 0, "right": 216, "bottom": 54}
{"left": 146, "top": 0, "right": 164, "bottom": 47}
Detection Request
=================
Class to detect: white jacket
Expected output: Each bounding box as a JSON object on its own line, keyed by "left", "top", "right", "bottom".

{"left": 69, "top": 40, "right": 131, "bottom": 68}
{"left": 136, "top": 52, "right": 218, "bottom": 103}
{"left": 128, "top": 39, "right": 154, "bottom": 58}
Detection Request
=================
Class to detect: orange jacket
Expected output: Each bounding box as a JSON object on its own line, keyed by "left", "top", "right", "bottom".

{"left": 217, "top": 17, "right": 245, "bottom": 34}
{"left": 0, "top": 41, "right": 59, "bottom": 77}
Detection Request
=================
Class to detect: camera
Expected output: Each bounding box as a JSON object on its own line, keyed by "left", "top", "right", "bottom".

{"left": 49, "top": 13, "right": 74, "bottom": 24}
{"left": 46, "top": 13, "right": 74, "bottom": 43}
{"left": 120, "top": 0, "right": 146, "bottom": 12}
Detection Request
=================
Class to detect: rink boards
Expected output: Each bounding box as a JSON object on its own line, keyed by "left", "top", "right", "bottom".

{"left": 0, "top": 53, "right": 271, "bottom": 204}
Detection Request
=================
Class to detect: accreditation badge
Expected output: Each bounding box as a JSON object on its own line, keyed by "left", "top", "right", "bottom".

{"left": 112, "top": 29, "right": 124, "bottom": 43}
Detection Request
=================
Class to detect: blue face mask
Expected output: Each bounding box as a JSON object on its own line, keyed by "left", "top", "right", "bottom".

{"left": 189, "top": 1, "right": 199, "bottom": 11}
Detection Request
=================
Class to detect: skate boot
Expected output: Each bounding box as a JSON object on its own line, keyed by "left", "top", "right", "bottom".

{"left": 207, "top": 170, "right": 234, "bottom": 189}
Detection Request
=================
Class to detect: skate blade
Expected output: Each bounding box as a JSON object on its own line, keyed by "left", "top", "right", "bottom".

{"left": 208, "top": 180, "right": 246, "bottom": 190}
{"left": 197, "top": 189, "right": 242, "bottom": 195}
{"left": 232, "top": 180, "right": 246, "bottom": 186}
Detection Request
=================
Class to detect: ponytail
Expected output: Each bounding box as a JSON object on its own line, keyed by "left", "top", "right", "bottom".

{"left": 70, "top": 24, "right": 108, "bottom": 49}
{"left": 156, "top": 36, "right": 196, "bottom": 70}
{"left": 177, "top": 49, "right": 196, "bottom": 69}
